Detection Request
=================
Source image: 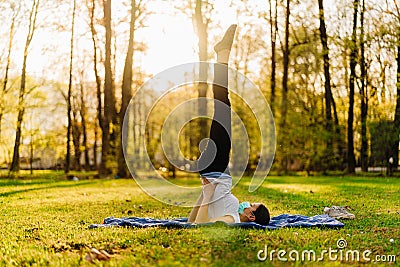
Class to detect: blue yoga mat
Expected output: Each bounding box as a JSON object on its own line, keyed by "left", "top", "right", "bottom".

{"left": 89, "top": 214, "right": 344, "bottom": 230}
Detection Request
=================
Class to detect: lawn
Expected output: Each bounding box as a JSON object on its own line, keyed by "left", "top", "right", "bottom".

{"left": 0, "top": 171, "right": 399, "bottom": 266}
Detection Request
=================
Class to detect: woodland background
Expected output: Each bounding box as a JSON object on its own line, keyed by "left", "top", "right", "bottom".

{"left": 0, "top": 0, "right": 399, "bottom": 177}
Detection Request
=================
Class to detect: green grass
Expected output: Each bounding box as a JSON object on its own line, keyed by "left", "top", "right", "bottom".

{"left": 0, "top": 172, "right": 399, "bottom": 266}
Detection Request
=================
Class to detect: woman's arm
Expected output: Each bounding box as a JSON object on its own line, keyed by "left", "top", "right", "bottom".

{"left": 188, "top": 178, "right": 235, "bottom": 224}
{"left": 187, "top": 178, "right": 212, "bottom": 223}
{"left": 187, "top": 193, "right": 203, "bottom": 223}
{"left": 193, "top": 180, "right": 216, "bottom": 223}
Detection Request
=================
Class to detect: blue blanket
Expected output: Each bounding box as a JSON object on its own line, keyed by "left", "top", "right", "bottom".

{"left": 89, "top": 214, "right": 344, "bottom": 230}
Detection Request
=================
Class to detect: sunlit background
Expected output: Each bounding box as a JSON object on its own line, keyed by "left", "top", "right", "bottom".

{"left": 0, "top": 0, "right": 398, "bottom": 175}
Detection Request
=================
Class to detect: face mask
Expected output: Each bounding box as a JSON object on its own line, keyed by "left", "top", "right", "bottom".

{"left": 238, "top": 202, "right": 251, "bottom": 214}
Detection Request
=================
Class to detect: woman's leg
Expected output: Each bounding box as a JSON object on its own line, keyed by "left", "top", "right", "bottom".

{"left": 198, "top": 24, "right": 237, "bottom": 175}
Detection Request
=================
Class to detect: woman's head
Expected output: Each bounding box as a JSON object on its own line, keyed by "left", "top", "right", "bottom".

{"left": 239, "top": 202, "right": 270, "bottom": 225}
{"left": 253, "top": 204, "right": 270, "bottom": 225}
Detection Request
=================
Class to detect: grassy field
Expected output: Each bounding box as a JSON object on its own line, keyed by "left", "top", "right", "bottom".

{"left": 0, "top": 171, "right": 399, "bottom": 266}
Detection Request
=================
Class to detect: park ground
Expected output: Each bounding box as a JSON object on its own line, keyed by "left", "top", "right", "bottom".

{"left": 0, "top": 171, "right": 399, "bottom": 266}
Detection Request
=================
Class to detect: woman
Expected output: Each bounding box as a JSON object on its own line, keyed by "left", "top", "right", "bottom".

{"left": 188, "top": 25, "right": 270, "bottom": 225}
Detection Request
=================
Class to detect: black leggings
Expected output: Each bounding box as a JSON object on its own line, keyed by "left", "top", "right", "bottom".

{"left": 198, "top": 64, "right": 231, "bottom": 175}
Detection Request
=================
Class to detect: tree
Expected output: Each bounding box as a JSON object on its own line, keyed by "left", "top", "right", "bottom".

{"left": 65, "top": 0, "right": 77, "bottom": 174}
{"left": 99, "top": 0, "right": 117, "bottom": 176}
{"left": 10, "top": 0, "right": 40, "bottom": 172}
{"left": 393, "top": 43, "right": 400, "bottom": 169}
{"left": 318, "top": 0, "right": 342, "bottom": 170}
{"left": 193, "top": 0, "right": 211, "bottom": 160}
{"left": 71, "top": 92, "right": 82, "bottom": 171}
{"left": 359, "top": 0, "right": 368, "bottom": 172}
{"left": 0, "top": 2, "right": 19, "bottom": 141}
{"left": 268, "top": 0, "right": 278, "bottom": 114}
{"left": 281, "top": 0, "right": 290, "bottom": 127}
{"left": 118, "top": 0, "right": 148, "bottom": 178}
{"left": 347, "top": 0, "right": 359, "bottom": 174}
{"left": 278, "top": 0, "right": 290, "bottom": 172}
{"left": 87, "top": 0, "right": 103, "bottom": 171}
{"left": 318, "top": 0, "right": 334, "bottom": 155}
{"left": 391, "top": 0, "right": 400, "bottom": 169}
{"left": 79, "top": 74, "right": 90, "bottom": 171}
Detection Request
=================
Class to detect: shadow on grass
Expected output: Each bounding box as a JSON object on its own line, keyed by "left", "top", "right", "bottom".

{"left": 0, "top": 180, "right": 97, "bottom": 198}
{"left": 336, "top": 183, "right": 399, "bottom": 194}
{"left": 260, "top": 176, "right": 400, "bottom": 186}
{"left": 0, "top": 179, "right": 58, "bottom": 187}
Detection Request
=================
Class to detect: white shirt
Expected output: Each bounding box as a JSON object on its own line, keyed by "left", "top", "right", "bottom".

{"left": 203, "top": 175, "right": 240, "bottom": 223}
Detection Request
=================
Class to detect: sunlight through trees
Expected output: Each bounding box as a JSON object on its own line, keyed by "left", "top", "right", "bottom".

{"left": 0, "top": 0, "right": 399, "bottom": 175}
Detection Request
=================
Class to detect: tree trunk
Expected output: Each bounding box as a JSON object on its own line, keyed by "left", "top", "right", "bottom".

{"left": 360, "top": 0, "right": 368, "bottom": 172}
{"left": 281, "top": 0, "right": 290, "bottom": 126}
{"left": 72, "top": 107, "right": 81, "bottom": 171}
{"left": 29, "top": 119, "right": 34, "bottom": 175}
{"left": 109, "top": 20, "right": 118, "bottom": 159}
{"left": 1, "top": 8, "right": 16, "bottom": 141}
{"left": 93, "top": 120, "right": 99, "bottom": 170}
{"left": 393, "top": 45, "right": 400, "bottom": 169}
{"left": 10, "top": 0, "right": 40, "bottom": 173}
{"left": 88, "top": 0, "right": 103, "bottom": 172}
{"left": 331, "top": 89, "right": 342, "bottom": 167}
{"left": 65, "top": 0, "right": 76, "bottom": 174}
{"left": 279, "top": 0, "right": 290, "bottom": 172}
{"left": 118, "top": 0, "right": 136, "bottom": 178}
{"left": 318, "top": 0, "right": 334, "bottom": 162}
{"left": 100, "top": 0, "right": 117, "bottom": 176}
{"left": 347, "top": 0, "right": 359, "bottom": 174}
{"left": 80, "top": 81, "right": 90, "bottom": 170}
{"left": 194, "top": 0, "right": 208, "bottom": 154}
{"left": 268, "top": 0, "right": 278, "bottom": 114}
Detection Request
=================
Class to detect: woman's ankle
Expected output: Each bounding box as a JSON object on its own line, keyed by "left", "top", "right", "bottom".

{"left": 217, "top": 49, "right": 230, "bottom": 64}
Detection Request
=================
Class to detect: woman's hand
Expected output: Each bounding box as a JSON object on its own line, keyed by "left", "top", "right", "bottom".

{"left": 202, "top": 180, "right": 216, "bottom": 199}
{"left": 201, "top": 177, "right": 210, "bottom": 185}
